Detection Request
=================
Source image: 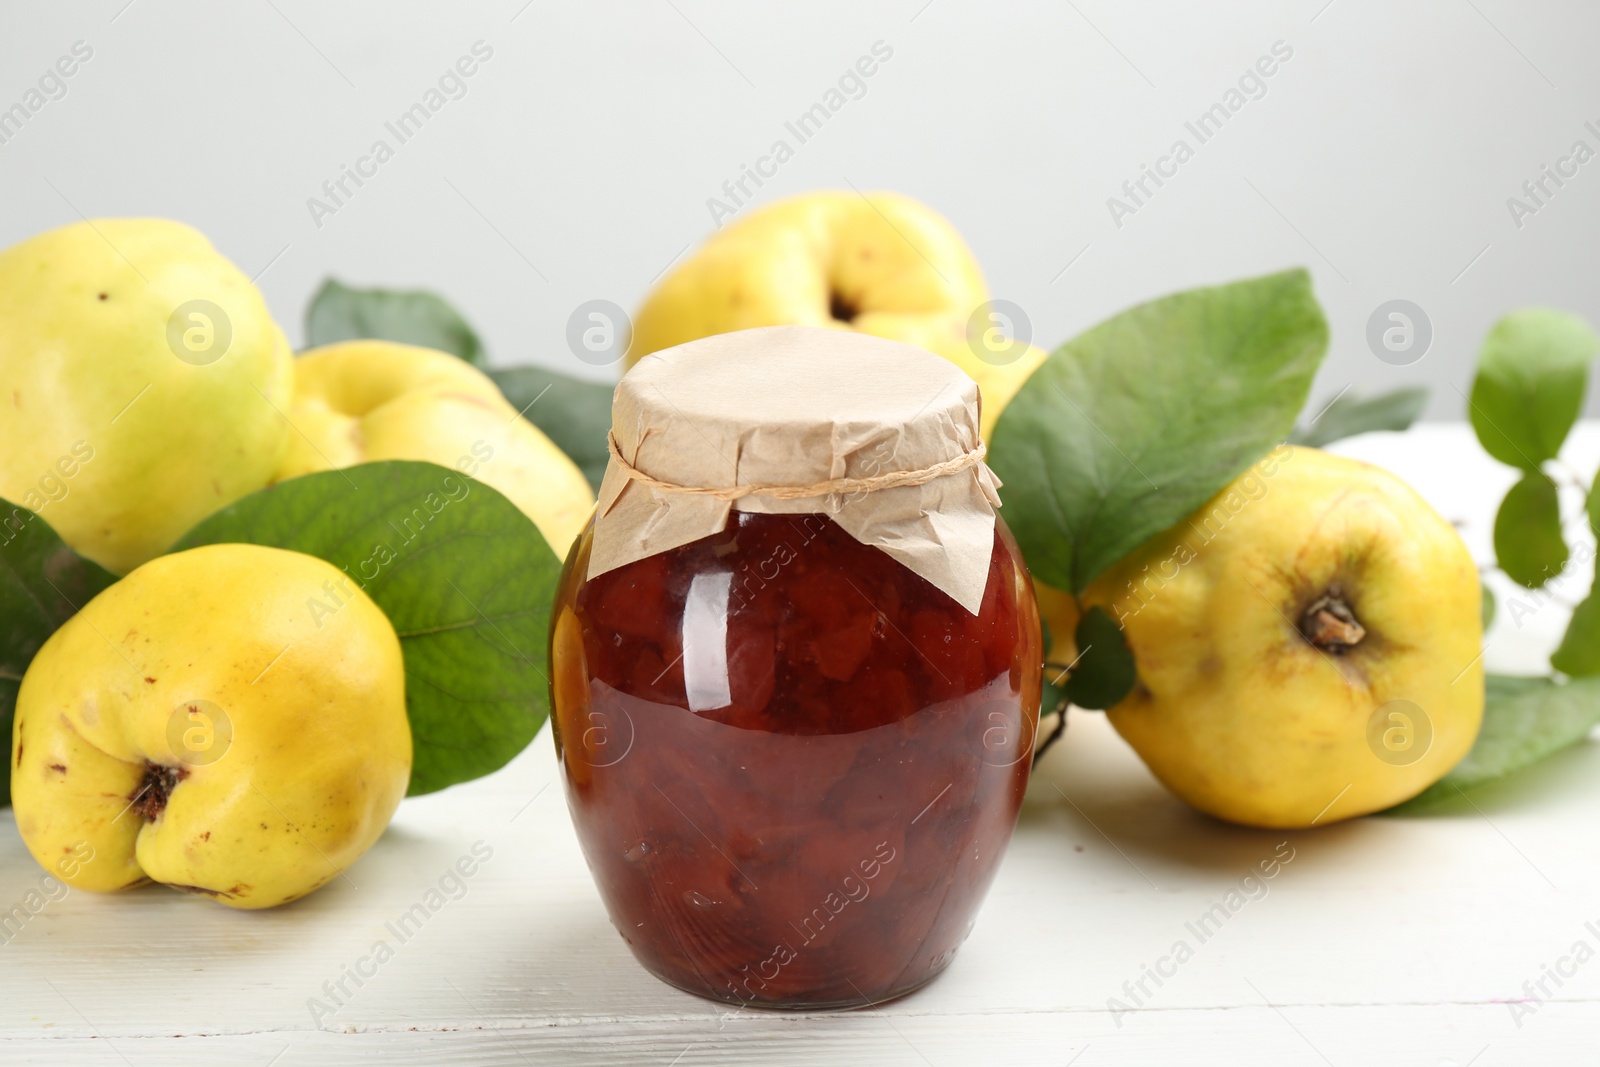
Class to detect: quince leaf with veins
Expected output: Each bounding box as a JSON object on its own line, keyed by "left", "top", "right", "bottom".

{"left": 175, "top": 461, "right": 559, "bottom": 796}
{"left": 990, "top": 268, "right": 1328, "bottom": 593}
{"left": 1390, "top": 675, "right": 1600, "bottom": 813}
{"left": 306, "top": 277, "right": 487, "bottom": 368}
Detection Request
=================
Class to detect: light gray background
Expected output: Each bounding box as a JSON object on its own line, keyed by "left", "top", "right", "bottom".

{"left": 1, "top": 0, "right": 1596, "bottom": 418}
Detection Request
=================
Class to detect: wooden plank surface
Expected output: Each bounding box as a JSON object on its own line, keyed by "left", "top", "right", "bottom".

{"left": 3, "top": 423, "right": 1598, "bottom": 1065}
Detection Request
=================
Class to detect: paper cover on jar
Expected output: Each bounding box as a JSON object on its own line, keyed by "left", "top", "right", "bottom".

{"left": 588, "top": 325, "right": 1003, "bottom": 614}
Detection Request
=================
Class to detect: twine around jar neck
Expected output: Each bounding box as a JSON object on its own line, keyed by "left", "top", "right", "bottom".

{"left": 606, "top": 430, "right": 987, "bottom": 502}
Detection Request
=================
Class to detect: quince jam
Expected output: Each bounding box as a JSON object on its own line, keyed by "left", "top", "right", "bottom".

{"left": 550, "top": 511, "right": 1041, "bottom": 1009}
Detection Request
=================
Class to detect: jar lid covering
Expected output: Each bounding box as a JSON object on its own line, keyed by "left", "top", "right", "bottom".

{"left": 589, "top": 325, "right": 1003, "bottom": 613}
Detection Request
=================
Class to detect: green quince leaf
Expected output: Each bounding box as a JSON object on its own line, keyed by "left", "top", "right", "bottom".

{"left": 174, "top": 461, "right": 559, "bottom": 796}
{"left": 1390, "top": 674, "right": 1600, "bottom": 812}
{"left": 1493, "top": 471, "right": 1567, "bottom": 588}
{"left": 1468, "top": 309, "right": 1598, "bottom": 470}
{"left": 990, "top": 268, "right": 1328, "bottom": 592}
{"left": 306, "top": 278, "right": 487, "bottom": 367}
{"left": 1552, "top": 583, "right": 1600, "bottom": 678}
{"left": 1290, "top": 386, "right": 1428, "bottom": 448}
{"left": 1062, "top": 606, "right": 1136, "bottom": 710}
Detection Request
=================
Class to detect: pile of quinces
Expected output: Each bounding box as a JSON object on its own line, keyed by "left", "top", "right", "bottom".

{"left": 0, "top": 219, "right": 589, "bottom": 907}
{"left": 3, "top": 192, "right": 1597, "bottom": 910}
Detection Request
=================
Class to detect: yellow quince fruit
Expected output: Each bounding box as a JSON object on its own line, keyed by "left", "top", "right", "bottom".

{"left": 11, "top": 543, "right": 411, "bottom": 908}
{"left": 275, "top": 340, "right": 594, "bottom": 554}
{"left": 630, "top": 190, "right": 1046, "bottom": 438}
{"left": 1035, "top": 579, "right": 1081, "bottom": 668}
{"left": 1079, "top": 446, "right": 1483, "bottom": 828}
{"left": 0, "top": 218, "right": 293, "bottom": 574}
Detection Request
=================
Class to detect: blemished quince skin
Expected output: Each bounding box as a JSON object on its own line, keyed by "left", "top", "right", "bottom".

{"left": 275, "top": 340, "right": 595, "bottom": 553}
{"left": 0, "top": 218, "right": 293, "bottom": 574}
{"left": 629, "top": 190, "right": 1047, "bottom": 438}
{"left": 1077, "top": 445, "right": 1483, "bottom": 829}
{"left": 11, "top": 544, "right": 411, "bottom": 908}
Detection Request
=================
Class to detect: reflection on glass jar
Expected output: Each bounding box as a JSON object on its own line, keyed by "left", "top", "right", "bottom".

{"left": 551, "top": 510, "right": 1041, "bottom": 1010}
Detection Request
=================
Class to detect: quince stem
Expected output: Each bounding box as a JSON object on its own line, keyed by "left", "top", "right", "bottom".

{"left": 1300, "top": 587, "right": 1366, "bottom": 653}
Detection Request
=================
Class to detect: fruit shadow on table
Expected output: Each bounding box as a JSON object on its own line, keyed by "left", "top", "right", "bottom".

{"left": 1023, "top": 717, "right": 1600, "bottom": 881}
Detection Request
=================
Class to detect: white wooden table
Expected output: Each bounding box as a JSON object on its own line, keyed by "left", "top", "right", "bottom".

{"left": 3, "top": 423, "right": 1597, "bottom": 1066}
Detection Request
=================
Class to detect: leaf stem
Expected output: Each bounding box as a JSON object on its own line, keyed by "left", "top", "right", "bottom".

{"left": 1032, "top": 662, "right": 1075, "bottom": 768}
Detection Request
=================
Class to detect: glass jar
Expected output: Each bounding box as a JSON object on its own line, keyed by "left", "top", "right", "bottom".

{"left": 549, "top": 325, "right": 1041, "bottom": 1010}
